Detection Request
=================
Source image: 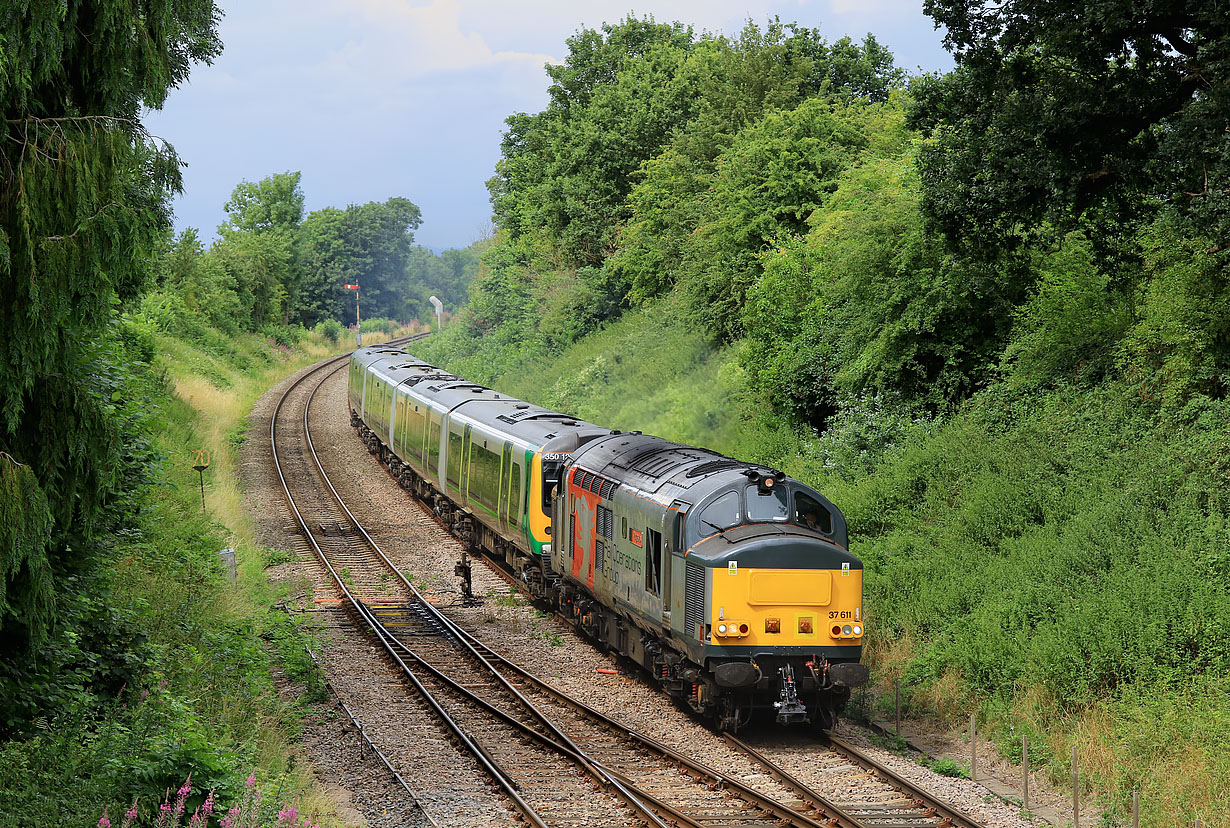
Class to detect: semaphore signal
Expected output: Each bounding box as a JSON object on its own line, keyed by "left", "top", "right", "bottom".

{"left": 344, "top": 284, "right": 361, "bottom": 345}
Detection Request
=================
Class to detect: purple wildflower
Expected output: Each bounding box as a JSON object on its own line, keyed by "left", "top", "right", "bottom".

{"left": 98, "top": 807, "right": 111, "bottom": 828}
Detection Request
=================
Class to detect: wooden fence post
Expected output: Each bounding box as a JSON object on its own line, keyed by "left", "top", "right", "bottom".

{"left": 1072, "top": 746, "right": 1079, "bottom": 828}
{"left": 1022, "top": 735, "right": 1029, "bottom": 811}
{"left": 970, "top": 715, "right": 977, "bottom": 782}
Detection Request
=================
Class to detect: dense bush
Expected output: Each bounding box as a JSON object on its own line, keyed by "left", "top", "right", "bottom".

{"left": 313, "top": 318, "right": 344, "bottom": 343}
{"left": 359, "top": 317, "right": 400, "bottom": 335}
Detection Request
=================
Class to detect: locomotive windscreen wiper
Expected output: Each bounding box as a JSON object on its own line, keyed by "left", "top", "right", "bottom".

{"left": 700, "top": 518, "right": 733, "bottom": 542}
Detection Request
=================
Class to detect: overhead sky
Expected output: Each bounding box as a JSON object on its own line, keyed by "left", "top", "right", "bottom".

{"left": 145, "top": 0, "right": 953, "bottom": 250}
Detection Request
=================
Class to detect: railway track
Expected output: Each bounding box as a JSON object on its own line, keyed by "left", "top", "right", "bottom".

{"left": 271, "top": 342, "right": 994, "bottom": 828}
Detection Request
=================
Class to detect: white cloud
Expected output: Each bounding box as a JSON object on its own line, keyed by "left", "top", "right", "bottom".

{"left": 826, "top": 0, "right": 920, "bottom": 16}
{"left": 311, "top": 0, "right": 558, "bottom": 83}
{"left": 150, "top": 0, "right": 950, "bottom": 248}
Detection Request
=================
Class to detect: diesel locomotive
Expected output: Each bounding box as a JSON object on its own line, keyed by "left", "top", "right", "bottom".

{"left": 348, "top": 344, "right": 869, "bottom": 731}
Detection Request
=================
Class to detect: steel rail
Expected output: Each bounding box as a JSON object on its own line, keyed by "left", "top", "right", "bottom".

{"left": 300, "top": 359, "right": 680, "bottom": 828}
{"left": 467, "top": 633, "right": 986, "bottom": 828}
{"left": 823, "top": 732, "right": 984, "bottom": 828}
{"left": 455, "top": 634, "right": 845, "bottom": 828}
{"left": 270, "top": 342, "right": 557, "bottom": 828}
{"left": 305, "top": 338, "right": 984, "bottom": 828}
{"left": 299, "top": 637, "right": 441, "bottom": 827}
{"left": 300, "top": 352, "right": 834, "bottom": 828}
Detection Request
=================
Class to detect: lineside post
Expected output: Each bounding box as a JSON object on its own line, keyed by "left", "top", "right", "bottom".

{"left": 969, "top": 714, "right": 977, "bottom": 782}
{"left": 1072, "top": 746, "right": 1079, "bottom": 828}
{"left": 1022, "top": 735, "right": 1029, "bottom": 811}
{"left": 895, "top": 681, "right": 901, "bottom": 736}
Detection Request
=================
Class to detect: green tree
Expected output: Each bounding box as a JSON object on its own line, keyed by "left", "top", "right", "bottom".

{"left": 489, "top": 17, "right": 697, "bottom": 270}
{"left": 216, "top": 172, "right": 305, "bottom": 326}
{"left": 219, "top": 171, "right": 305, "bottom": 234}
{"left": 911, "top": 0, "right": 1229, "bottom": 253}
{"left": 676, "top": 97, "right": 896, "bottom": 341}
{"left": 744, "top": 136, "right": 1021, "bottom": 424}
{"left": 611, "top": 24, "right": 905, "bottom": 308}
{"left": 296, "top": 198, "right": 422, "bottom": 325}
{"left": 0, "top": 0, "right": 220, "bottom": 651}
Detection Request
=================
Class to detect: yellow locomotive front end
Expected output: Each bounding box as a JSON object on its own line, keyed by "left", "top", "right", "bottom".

{"left": 675, "top": 477, "right": 868, "bottom": 731}
{"left": 708, "top": 564, "right": 864, "bottom": 650}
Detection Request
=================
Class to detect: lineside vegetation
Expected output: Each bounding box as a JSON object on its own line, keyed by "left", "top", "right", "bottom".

{"left": 418, "top": 12, "right": 1230, "bottom": 822}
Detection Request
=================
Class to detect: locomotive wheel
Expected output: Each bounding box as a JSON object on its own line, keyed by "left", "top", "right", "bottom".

{"left": 815, "top": 703, "right": 838, "bottom": 732}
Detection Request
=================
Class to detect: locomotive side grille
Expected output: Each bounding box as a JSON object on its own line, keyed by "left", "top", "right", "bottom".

{"left": 596, "top": 505, "right": 614, "bottom": 539}
{"left": 599, "top": 478, "right": 618, "bottom": 499}
{"left": 595, "top": 540, "right": 605, "bottom": 573}
{"left": 685, "top": 562, "right": 705, "bottom": 640}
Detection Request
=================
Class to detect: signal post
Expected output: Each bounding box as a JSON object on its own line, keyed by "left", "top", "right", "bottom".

{"left": 344, "top": 283, "right": 360, "bottom": 345}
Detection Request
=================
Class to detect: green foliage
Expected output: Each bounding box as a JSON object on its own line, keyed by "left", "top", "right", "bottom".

{"left": 220, "top": 171, "right": 305, "bottom": 236}
{"left": 1000, "top": 233, "right": 1131, "bottom": 388}
{"left": 0, "top": 0, "right": 220, "bottom": 656}
{"left": 926, "top": 758, "right": 968, "bottom": 778}
{"left": 0, "top": 456, "right": 54, "bottom": 647}
{"left": 673, "top": 96, "right": 882, "bottom": 340}
{"left": 1119, "top": 224, "right": 1230, "bottom": 406}
{"left": 296, "top": 197, "right": 423, "bottom": 325}
{"left": 744, "top": 140, "right": 1019, "bottom": 424}
{"left": 313, "top": 318, "right": 343, "bottom": 344}
{"left": 359, "top": 317, "right": 400, "bottom": 335}
{"left": 911, "top": 0, "right": 1230, "bottom": 252}
{"left": 267, "top": 613, "right": 327, "bottom": 704}
{"left": 403, "top": 242, "right": 486, "bottom": 322}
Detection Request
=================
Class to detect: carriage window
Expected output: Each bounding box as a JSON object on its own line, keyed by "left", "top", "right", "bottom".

{"left": 698, "top": 490, "right": 741, "bottom": 534}
{"left": 746, "top": 484, "right": 789, "bottom": 522}
{"left": 794, "top": 491, "right": 832, "bottom": 533}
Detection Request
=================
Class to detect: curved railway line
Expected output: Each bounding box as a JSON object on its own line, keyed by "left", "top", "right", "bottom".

{"left": 269, "top": 343, "right": 995, "bottom": 828}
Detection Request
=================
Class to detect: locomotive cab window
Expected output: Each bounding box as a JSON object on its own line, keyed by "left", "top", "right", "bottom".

{"left": 794, "top": 491, "right": 832, "bottom": 534}
{"left": 541, "top": 458, "right": 563, "bottom": 515}
{"left": 746, "top": 484, "right": 789, "bottom": 522}
{"left": 697, "top": 490, "right": 741, "bottom": 535}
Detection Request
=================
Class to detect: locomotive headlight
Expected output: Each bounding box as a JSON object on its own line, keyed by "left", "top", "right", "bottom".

{"left": 717, "top": 624, "right": 728, "bottom": 635}
{"left": 842, "top": 624, "right": 852, "bottom": 636}
{"left": 852, "top": 624, "right": 863, "bottom": 636}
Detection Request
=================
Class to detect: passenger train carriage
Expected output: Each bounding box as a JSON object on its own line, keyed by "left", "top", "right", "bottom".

{"left": 349, "top": 344, "right": 869, "bottom": 731}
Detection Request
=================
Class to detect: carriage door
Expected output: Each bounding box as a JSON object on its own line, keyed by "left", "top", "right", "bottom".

{"left": 462, "top": 424, "right": 473, "bottom": 501}
{"left": 498, "top": 442, "right": 513, "bottom": 528}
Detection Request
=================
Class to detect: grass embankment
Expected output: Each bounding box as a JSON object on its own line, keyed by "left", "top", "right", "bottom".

{"left": 0, "top": 324, "right": 412, "bottom": 826}
{"left": 417, "top": 309, "right": 1229, "bottom": 826}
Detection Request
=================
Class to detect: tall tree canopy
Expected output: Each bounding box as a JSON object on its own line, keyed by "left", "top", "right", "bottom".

{"left": 911, "top": 0, "right": 1229, "bottom": 253}
{"left": 296, "top": 197, "right": 423, "bottom": 324}
{"left": 0, "top": 1, "right": 220, "bottom": 649}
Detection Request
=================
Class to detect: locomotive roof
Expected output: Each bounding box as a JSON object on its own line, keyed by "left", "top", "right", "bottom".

{"left": 351, "top": 345, "right": 421, "bottom": 372}
{"left": 569, "top": 431, "right": 780, "bottom": 501}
